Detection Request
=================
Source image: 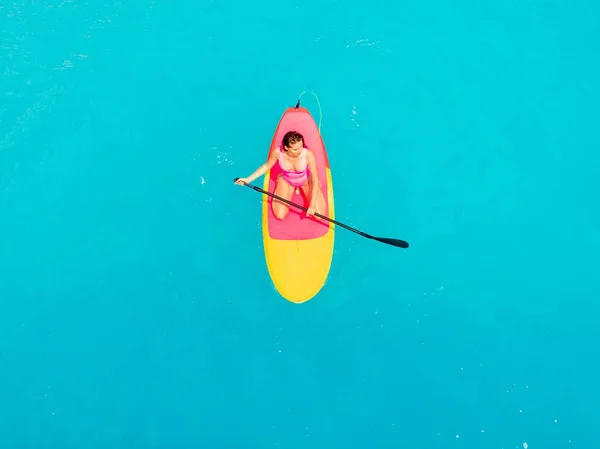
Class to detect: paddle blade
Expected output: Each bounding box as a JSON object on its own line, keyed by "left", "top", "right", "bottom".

{"left": 373, "top": 237, "right": 410, "bottom": 248}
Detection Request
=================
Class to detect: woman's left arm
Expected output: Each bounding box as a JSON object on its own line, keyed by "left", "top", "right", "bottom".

{"left": 306, "top": 150, "right": 320, "bottom": 205}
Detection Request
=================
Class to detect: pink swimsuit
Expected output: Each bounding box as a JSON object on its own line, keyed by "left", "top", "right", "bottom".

{"left": 279, "top": 146, "right": 309, "bottom": 187}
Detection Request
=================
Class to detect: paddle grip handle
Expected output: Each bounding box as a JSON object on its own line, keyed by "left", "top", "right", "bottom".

{"left": 234, "top": 177, "right": 269, "bottom": 195}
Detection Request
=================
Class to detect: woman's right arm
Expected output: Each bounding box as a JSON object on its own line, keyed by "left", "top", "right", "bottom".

{"left": 238, "top": 148, "right": 278, "bottom": 184}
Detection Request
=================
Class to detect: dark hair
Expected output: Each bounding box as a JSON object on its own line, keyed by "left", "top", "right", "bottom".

{"left": 282, "top": 131, "right": 304, "bottom": 149}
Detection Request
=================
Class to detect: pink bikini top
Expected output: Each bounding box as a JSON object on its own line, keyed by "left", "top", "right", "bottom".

{"left": 278, "top": 146, "right": 308, "bottom": 179}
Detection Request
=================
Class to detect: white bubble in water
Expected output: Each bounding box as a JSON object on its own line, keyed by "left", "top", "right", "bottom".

{"left": 523, "top": 443, "right": 528, "bottom": 449}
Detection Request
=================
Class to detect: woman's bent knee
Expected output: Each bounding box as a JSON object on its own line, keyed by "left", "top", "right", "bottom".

{"left": 274, "top": 209, "right": 288, "bottom": 220}
{"left": 273, "top": 205, "right": 289, "bottom": 220}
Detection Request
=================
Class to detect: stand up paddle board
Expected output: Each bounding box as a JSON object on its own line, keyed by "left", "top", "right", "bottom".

{"left": 262, "top": 105, "right": 335, "bottom": 303}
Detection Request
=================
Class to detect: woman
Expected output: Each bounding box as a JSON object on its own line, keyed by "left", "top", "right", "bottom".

{"left": 235, "top": 131, "right": 326, "bottom": 220}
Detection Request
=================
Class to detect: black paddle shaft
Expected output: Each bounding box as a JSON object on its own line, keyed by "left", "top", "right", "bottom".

{"left": 233, "top": 178, "right": 409, "bottom": 249}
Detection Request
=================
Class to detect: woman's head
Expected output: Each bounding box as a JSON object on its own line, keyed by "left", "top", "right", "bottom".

{"left": 282, "top": 131, "right": 305, "bottom": 155}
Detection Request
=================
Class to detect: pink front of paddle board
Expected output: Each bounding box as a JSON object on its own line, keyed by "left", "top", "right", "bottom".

{"left": 266, "top": 107, "right": 330, "bottom": 240}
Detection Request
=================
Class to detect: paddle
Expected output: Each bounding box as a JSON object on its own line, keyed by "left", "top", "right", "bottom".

{"left": 233, "top": 178, "right": 409, "bottom": 249}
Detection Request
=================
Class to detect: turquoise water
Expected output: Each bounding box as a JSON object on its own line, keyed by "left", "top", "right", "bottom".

{"left": 1, "top": 0, "right": 599, "bottom": 447}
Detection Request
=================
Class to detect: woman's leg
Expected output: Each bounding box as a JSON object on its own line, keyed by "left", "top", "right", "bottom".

{"left": 272, "top": 174, "right": 295, "bottom": 220}
{"left": 301, "top": 177, "right": 326, "bottom": 218}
